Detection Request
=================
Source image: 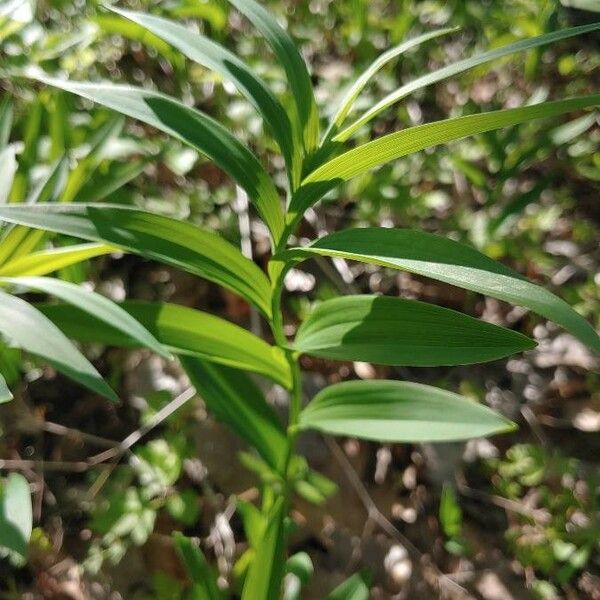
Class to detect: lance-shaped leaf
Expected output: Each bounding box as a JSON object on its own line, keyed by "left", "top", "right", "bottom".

{"left": 289, "top": 94, "right": 600, "bottom": 220}
{"left": 294, "top": 295, "right": 535, "bottom": 366}
{"left": 180, "top": 357, "right": 288, "bottom": 473}
{"left": 277, "top": 228, "right": 600, "bottom": 354}
{"left": 111, "top": 7, "right": 299, "bottom": 187}
{"left": 0, "top": 373, "right": 12, "bottom": 404}
{"left": 31, "top": 75, "right": 284, "bottom": 241}
{"left": 37, "top": 301, "right": 291, "bottom": 388}
{"left": 0, "top": 290, "right": 117, "bottom": 401}
{"left": 226, "top": 0, "right": 319, "bottom": 153}
{"left": 326, "top": 27, "right": 456, "bottom": 135}
{"left": 174, "top": 533, "right": 223, "bottom": 600}
{"left": 0, "top": 203, "right": 273, "bottom": 317}
{"left": 335, "top": 22, "right": 600, "bottom": 141}
{"left": 1, "top": 276, "right": 169, "bottom": 359}
{"left": 298, "top": 380, "right": 514, "bottom": 442}
{"left": 0, "top": 473, "right": 32, "bottom": 561}
{"left": 327, "top": 573, "right": 370, "bottom": 600}
{"left": 241, "top": 496, "right": 286, "bottom": 600}
{"left": 0, "top": 243, "right": 114, "bottom": 277}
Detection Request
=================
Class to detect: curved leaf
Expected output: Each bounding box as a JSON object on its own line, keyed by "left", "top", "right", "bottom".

{"left": 298, "top": 380, "right": 515, "bottom": 442}
{"left": 335, "top": 22, "right": 600, "bottom": 141}
{"left": 0, "top": 243, "right": 115, "bottom": 277}
{"left": 0, "top": 290, "right": 117, "bottom": 401}
{"left": 327, "top": 27, "right": 456, "bottom": 135}
{"left": 181, "top": 357, "right": 288, "bottom": 473}
{"left": 31, "top": 75, "right": 284, "bottom": 241}
{"left": 37, "top": 301, "right": 291, "bottom": 388}
{"left": 294, "top": 295, "right": 535, "bottom": 366}
{"left": 2, "top": 276, "right": 169, "bottom": 359}
{"left": 111, "top": 7, "right": 299, "bottom": 187}
{"left": 289, "top": 94, "right": 600, "bottom": 220}
{"left": 0, "top": 373, "right": 12, "bottom": 404}
{"left": 277, "top": 227, "right": 600, "bottom": 354}
{"left": 0, "top": 203, "right": 273, "bottom": 318}
{"left": 226, "top": 0, "right": 319, "bottom": 153}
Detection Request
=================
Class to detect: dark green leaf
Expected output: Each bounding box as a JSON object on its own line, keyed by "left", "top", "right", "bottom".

{"left": 294, "top": 295, "right": 535, "bottom": 366}
{"left": 327, "top": 572, "right": 370, "bottom": 600}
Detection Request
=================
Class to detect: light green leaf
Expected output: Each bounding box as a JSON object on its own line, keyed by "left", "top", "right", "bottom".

{"left": 277, "top": 228, "right": 600, "bottom": 354}
{"left": 0, "top": 146, "right": 17, "bottom": 203}
{"left": 335, "top": 22, "right": 600, "bottom": 141}
{"left": 298, "top": 380, "right": 515, "bottom": 442}
{"left": 226, "top": 0, "right": 319, "bottom": 153}
{"left": 27, "top": 156, "right": 69, "bottom": 204}
{"left": 111, "top": 7, "right": 299, "bottom": 187}
{"left": 173, "top": 533, "right": 223, "bottom": 600}
{"left": 0, "top": 473, "right": 32, "bottom": 560}
{"left": 327, "top": 27, "right": 456, "bottom": 135}
{"left": 326, "top": 572, "right": 370, "bottom": 600}
{"left": 37, "top": 301, "right": 291, "bottom": 388}
{"left": 0, "top": 203, "right": 273, "bottom": 317}
{"left": 0, "top": 98, "right": 13, "bottom": 149}
{"left": 294, "top": 295, "right": 535, "bottom": 366}
{"left": 290, "top": 94, "right": 600, "bottom": 219}
{"left": 180, "top": 357, "right": 288, "bottom": 473}
{"left": 32, "top": 75, "right": 284, "bottom": 241}
{"left": 0, "top": 372, "right": 12, "bottom": 403}
{"left": 0, "top": 290, "right": 117, "bottom": 401}
{"left": 1, "top": 276, "right": 169, "bottom": 359}
{"left": 0, "top": 243, "right": 115, "bottom": 277}
{"left": 241, "top": 497, "right": 286, "bottom": 600}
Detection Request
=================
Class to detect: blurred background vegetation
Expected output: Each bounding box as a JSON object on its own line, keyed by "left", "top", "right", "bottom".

{"left": 0, "top": 0, "right": 599, "bottom": 598}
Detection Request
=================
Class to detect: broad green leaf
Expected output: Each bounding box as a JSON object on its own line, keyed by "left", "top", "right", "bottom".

{"left": 327, "top": 572, "right": 370, "bottom": 600}
{"left": 241, "top": 497, "right": 286, "bottom": 600}
{"left": 0, "top": 473, "right": 32, "bottom": 560}
{"left": 335, "top": 22, "right": 600, "bottom": 141}
{"left": 180, "top": 357, "right": 288, "bottom": 473}
{"left": 0, "top": 290, "right": 117, "bottom": 401}
{"left": 0, "top": 243, "right": 114, "bottom": 276}
{"left": 226, "top": 0, "right": 319, "bottom": 153}
{"left": 0, "top": 372, "right": 12, "bottom": 403}
{"left": 1, "top": 276, "right": 169, "bottom": 359}
{"left": 294, "top": 295, "right": 535, "bottom": 366}
{"left": 37, "top": 301, "right": 291, "bottom": 388}
{"left": 277, "top": 228, "right": 600, "bottom": 354}
{"left": 174, "top": 533, "right": 223, "bottom": 600}
{"left": 0, "top": 203, "right": 273, "bottom": 317}
{"left": 111, "top": 7, "right": 300, "bottom": 188}
{"left": 32, "top": 75, "right": 284, "bottom": 241}
{"left": 298, "top": 380, "right": 515, "bottom": 442}
{"left": 327, "top": 27, "right": 456, "bottom": 135}
{"left": 290, "top": 94, "right": 600, "bottom": 220}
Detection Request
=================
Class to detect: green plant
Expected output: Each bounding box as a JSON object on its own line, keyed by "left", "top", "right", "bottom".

{"left": 1, "top": 1, "right": 599, "bottom": 597}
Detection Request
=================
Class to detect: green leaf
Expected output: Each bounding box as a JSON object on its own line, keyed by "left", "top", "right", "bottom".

{"left": 27, "top": 155, "right": 69, "bottom": 204}
{"left": 241, "top": 496, "right": 286, "bottom": 600}
{"left": 284, "top": 552, "right": 314, "bottom": 600}
{"left": 226, "top": 0, "right": 319, "bottom": 153}
{"left": 31, "top": 75, "right": 284, "bottom": 242}
{"left": 326, "top": 572, "right": 370, "bottom": 600}
{"left": 1, "top": 276, "right": 169, "bottom": 359}
{"left": 0, "top": 146, "right": 17, "bottom": 203}
{"left": 180, "top": 357, "right": 288, "bottom": 473}
{"left": 111, "top": 7, "right": 299, "bottom": 188}
{"left": 0, "top": 473, "right": 32, "bottom": 561}
{"left": 439, "top": 484, "right": 462, "bottom": 538}
{"left": 290, "top": 94, "right": 600, "bottom": 220}
{"left": 277, "top": 228, "right": 600, "bottom": 354}
{"left": 294, "top": 295, "right": 535, "bottom": 366}
{"left": 0, "top": 289, "right": 118, "bottom": 402}
{"left": 0, "top": 203, "right": 273, "bottom": 317}
{"left": 327, "top": 27, "right": 456, "bottom": 135}
{"left": 298, "top": 380, "right": 515, "bottom": 442}
{"left": 237, "top": 499, "right": 266, "bottom": 548}
{"left": 0, "top": 372, "right": 12, "bottom": 404}
{"left": 0, "top": 98, "right": 13, "bottom": 149}
{"left": 0, "top": 243, "right": 115, "bottom": 277}
{"left": 37, "top": 301, "right": 291, "bottom": 388}
{"left": 173, "top": 533, "right": 223, "bottom": 600}
{"left": 335, "top": 22, "right": 600, "bottom": 140}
